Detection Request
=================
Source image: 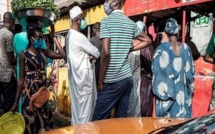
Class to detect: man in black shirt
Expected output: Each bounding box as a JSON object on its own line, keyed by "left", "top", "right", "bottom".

{"left": 90, "top": 22, "right": 102, "bottom": 87}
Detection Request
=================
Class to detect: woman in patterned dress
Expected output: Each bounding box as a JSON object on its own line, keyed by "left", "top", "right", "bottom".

{"left": 152, "top": 18, "right": 195, "bottom": 118}
{"left": 10, "top": 25, "right": 65, "bottom": 134}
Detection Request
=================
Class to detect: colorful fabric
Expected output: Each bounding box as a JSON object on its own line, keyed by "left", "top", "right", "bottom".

{"left": 0, "top": 27, "right": 14, "bottom": 82}
{"left": 164, "top": 18, "right": 181, "bottom": 35}
{"left": 99, "top": 10, "right": 142, "bottom": 83}
{"left": 13, "top": 31, "right": 47, "bottom": 79}
{"left": 13, "top": 31, "right": 47, "bottom": 114}
{"left": 152, "top": 42, "right": 195, "bottom": 118}
{"left": 140, "top": 45, "right": 154, "bottom": 117}
{"left": 206, "top": 34, "right": 215, "bottom": 55}
{"left": 22, "top": 50, "right": 53, "bottom": 134}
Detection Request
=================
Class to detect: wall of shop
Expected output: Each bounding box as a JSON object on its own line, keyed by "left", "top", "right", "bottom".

{"left": 0, "top": 0, "right": 11, "bottom": 21}
{"left": 84, "top": 4, "right": 107, "bottom": 25}
{"left": 54, "top": 4, "right": 108, "bottom": 33}
{"left": 54, "top": 15, "right": 71, "bottom": 32}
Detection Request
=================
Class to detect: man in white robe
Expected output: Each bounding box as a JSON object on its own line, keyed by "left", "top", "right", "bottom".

{"left": 66, "top": 6, "right": 100, "bottom": 125}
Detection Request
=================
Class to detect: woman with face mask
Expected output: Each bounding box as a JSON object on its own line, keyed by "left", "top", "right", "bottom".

{"left": 10, "top": 25, "right": 65, "bottom": 134}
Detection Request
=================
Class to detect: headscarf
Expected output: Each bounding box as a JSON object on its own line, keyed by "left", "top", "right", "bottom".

{"left": 164, "top": 18, "right": 181, "bottom": 35}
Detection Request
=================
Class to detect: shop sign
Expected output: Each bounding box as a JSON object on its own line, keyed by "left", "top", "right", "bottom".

{"left": 124, "top": 0, "right": 213, "bottom": 16}
{"left": 194, "top": 14, "right": 210, "bottom": 27}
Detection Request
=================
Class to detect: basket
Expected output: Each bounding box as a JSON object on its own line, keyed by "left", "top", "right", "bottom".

{"left": 15, "top": 8, "right": 56, "bottom": 28}
{"left": 0, "top": 112, "right": 25, "bottom": 134}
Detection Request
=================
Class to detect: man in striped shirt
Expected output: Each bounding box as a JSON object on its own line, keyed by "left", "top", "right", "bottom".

{"left": 92, "top": 0, "right": 152, "bottom": 120}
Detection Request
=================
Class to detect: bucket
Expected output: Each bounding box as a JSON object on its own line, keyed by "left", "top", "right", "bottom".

{"left": 0, "top": 112, "right": 25, "bottom": 134}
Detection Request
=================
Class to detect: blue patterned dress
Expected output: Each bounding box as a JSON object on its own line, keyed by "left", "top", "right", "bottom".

{"left": 22, "top": 50, "right": 53, "bottom": 134}
{"left": 152, "top": 42, "right": 195, "bottom": 118}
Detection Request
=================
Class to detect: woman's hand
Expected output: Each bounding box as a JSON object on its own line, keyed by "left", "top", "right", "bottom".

{"left": 10, "top": 103, "right": 18, "bottom": 113}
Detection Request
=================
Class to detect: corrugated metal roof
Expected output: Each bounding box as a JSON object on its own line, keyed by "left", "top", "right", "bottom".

{"left": 57, "top": 0, "right": 85, "bottom": 9}
{"left": 56, "top": 0, "right": 105, "bottom": 9}
{"left": 56, "top": 0, "right": 105, "bottom": 15}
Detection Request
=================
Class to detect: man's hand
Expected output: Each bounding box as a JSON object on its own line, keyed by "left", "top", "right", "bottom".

{"left": 98, "top": 82, "right": 103, "bottom": 92}
{"left": 89, "top": 55, "right": 95, "bottom": 62}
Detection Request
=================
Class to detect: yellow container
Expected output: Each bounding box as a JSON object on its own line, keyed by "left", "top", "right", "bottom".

{"left": 0, "top": 112, "right": 25, "bottom": 134}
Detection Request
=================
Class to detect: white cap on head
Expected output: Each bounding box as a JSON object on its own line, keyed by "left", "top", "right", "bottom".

{"left": 69, "top": 6, "right": 83, "bottom": 20}
{"left": 136, "top": 21, "right": 146, "bottom": 31}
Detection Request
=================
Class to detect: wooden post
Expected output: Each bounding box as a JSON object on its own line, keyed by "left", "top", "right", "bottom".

{"left": 143, "top": 16, "right": 147, "bottom": 24}
{"left": 182, "top": 10, "right": 186, "bottom": 42}
{"left": 88, "top": 26, "right": 91, "bottom": 39}
{"left": 143, "top": 16, "right": 147, "bottom": 33}
{"left": 7, "top": 0, "right": 10, "bottom": 11}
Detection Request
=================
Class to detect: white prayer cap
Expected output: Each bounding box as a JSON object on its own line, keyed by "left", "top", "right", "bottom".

{"left": 136, "top": 21, "right": 146, "bottom": 30}
{"left": 69, "top": 6, "right": 83, "bottom": 20}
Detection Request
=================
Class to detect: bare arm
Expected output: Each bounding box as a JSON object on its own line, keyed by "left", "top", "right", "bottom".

{"left": 98, "top": 38, "right": 110, "bottom": 91}
{"left": 43, "top": 37, "right": 66, "bottom": 59}
{"left": 10, "top": 52, "right": 25, "bottom": 111}
{"left": 131, "top": 31, "right": 152, "bottom": 51}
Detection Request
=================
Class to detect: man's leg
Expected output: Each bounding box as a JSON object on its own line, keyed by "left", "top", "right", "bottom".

{"left": 115, "top": 77, "right": 133, "bottom": 118}
{"left": 2, "top": 75, "right": 16, "bottom": 113}
{"left": 92, "top": 81, "right": 124, "bottom": 121}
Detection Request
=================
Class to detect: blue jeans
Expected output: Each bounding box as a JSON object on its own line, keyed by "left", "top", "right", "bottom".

{"left": 92, "top": 77, "right": 133, "bottom": 121}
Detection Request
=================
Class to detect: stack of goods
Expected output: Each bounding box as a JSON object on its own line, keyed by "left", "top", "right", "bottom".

{"left": 11, "top": 0, "right": 60, "bottom": 28}
{"left": 192, "top": 57, "right": 215, "bottom": 117}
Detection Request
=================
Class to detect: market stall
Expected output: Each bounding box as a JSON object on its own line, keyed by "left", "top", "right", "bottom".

{"left": 46, "top": 62, "right": 71, "bottom": 116}
{"left": 123, "top": 0, "right": 215, "bottom": 117}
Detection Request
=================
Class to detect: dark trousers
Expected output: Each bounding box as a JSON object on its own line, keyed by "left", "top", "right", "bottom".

{"left": 0, "top": 74, "right": 16, "bottom": 113}
{"left": 92, "top": 77, "right": 133, "bottom": 121}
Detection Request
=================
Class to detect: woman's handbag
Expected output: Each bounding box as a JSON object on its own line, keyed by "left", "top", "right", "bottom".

{"left": 27, "top": 86, "right": 50, "bottom": 111}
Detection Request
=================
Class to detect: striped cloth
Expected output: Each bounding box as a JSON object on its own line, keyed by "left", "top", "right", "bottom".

{"left": 100, "top": 10, "right": 142, "bottom": 83}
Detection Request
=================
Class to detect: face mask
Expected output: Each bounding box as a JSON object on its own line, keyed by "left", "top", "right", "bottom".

{"left": 104, "top": 1, "right": 113, "bottom": 15}
{"left": 79, "top": 19, "right": 87, "bottom": 30}
{"left": 32, "top": 37, "right": 43, "bottom": 49}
